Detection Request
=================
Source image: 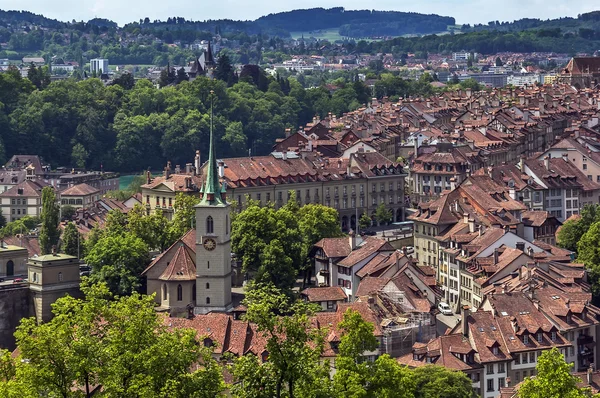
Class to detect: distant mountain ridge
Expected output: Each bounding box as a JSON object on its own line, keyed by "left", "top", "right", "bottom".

{"left": 0, "top": 7, "right": 455, "bottom": 38}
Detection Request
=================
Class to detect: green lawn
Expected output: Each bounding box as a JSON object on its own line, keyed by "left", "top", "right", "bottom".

{"left": 290, "top": 28, "right": 345, "bottom": 42}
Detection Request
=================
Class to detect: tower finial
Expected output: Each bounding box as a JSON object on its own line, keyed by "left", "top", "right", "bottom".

{"left": 200, "top": 90, "right": 225, "bottom": 205}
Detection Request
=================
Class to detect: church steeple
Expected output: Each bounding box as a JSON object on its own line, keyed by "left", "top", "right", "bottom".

{"left": 200, "top": 91, "right": 226, "bottom": 206}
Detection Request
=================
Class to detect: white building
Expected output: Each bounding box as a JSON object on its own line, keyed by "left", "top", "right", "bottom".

{"left": 90, "top": 59, "right": 109, "bottom": 75}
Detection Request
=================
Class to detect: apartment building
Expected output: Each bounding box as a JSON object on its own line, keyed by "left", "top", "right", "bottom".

{"left": 0, "top": 179, "right": 50, "bottom": 222}
{"left": 143, "top": 149, "right": 406, "bottom": 230}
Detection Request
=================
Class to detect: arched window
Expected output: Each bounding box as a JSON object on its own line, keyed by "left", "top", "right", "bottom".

{"left": 206, "top": 216, "right": 214, "bottom": 234}
{"left": 177, "top": 284, "right": 183, "bottom": 301}
{"left": 6, "top": 260, "right": 14, "bottom": 276}
{"left": 206, "top": 297, "right": 211, "bottom": 305}
{"left": 162, "top": 284, "right": 167, "bottom": 300}
{"left": 226, "top": 215, "right": 229, "bottom": 235}
{"left": 58, "top": 272, "right": 63, "bottom": 282}
{"left": 206, "top": 282, "right": 210, "bottom": 289}
{"left": 192, "top": 284, "right": 196, "bottom": 302}
{"left": 32, "top": 272, "right": 37, "bottom": 282}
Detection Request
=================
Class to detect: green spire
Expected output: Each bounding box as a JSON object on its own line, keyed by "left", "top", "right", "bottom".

{"left": 200, "top": 90, "right": 226, "bottom": 206}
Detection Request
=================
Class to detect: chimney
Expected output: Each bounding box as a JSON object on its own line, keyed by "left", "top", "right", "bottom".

{"left": 463, "top": 213, "right": 469, "bottom": 224}
{"left": 478, "top": 225, "right": 483, "bottom": 237}
{"left": 462, "top": 305, "right": 470, "bottom": 337}
{"left": 588, "top": 364, "right": 594, "bottom": 385}
{"left": 185, "top": 163, "right": 193, "bottom": 174}
{"left": 282, "top": 151, "right": 288, "bottom": 160}
{"left": 185, "top": 177, "right": 191, "bottom": 189}
{"left": 562, "top": 153, "right": 568, "bottom": 162}
{"left": 526, "top": 246, "right": 533, "bottom": 257}
{"left": 218, "top": 161, "right": 225, "bottom": 178}
{"left": 164, "top": 161, "right": 171, "bottom": 178}
{"left": 494, "top": 248, "right": 499, "bottom": 264}
{"left": 194, "top": 150, "right": 201, "bottom": 176}
{"left": 544, "top": 155, "right": 550, "bottom": 170}
{"left": 469, "top": 218, "right": 475, "bottom": 233}
{"left": 307, "top": 139, "right": 313, "bottom": 152}
{"left": 516, "top": 242, "right": 525, "bottom": 252}
{"left": 174, "top": 164, "right": 181, "bottom": 174}
{"left": 349, "top": 229, "right": 356, "bottom": 250}
{"left": 146, "top": 170, "right": 151, "bottom": 184}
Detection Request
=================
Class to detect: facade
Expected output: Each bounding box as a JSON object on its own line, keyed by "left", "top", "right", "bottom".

{"left": 143, "top": 149, "right": 406, "bottom": 231}
{"left": 0, "top": 241, "right": 28, "bottom": 278}
{"left": 0, "top": 179, "right": 49, "bottom": 222}
{"left": 90, "top": 58, "right": 109, "bottom": 75}
{"left": 27, "top": 253, "right": 80, "bottom": 323}
{"left": 60, "top": 183, "right": 100, "bottom": 209}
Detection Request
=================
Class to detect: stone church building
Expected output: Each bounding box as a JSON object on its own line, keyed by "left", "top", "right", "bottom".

{"left": 142, "top": 109, "right": 236, "bottom": 316}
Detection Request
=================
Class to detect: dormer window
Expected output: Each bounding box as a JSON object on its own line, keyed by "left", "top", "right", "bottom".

{"left": 523, "top": 334, "right": 529, "bottom": 345}
{"left": 537, "top": 332, "right": 543, "bottom": 342}
{"left": 492, "top": 346, "right": 499, "bottom": 355}
{"left": 566, "top": 314, "right": 572, "bottom": 324}
{"left": 551, "top": 331, "right": 557, "bottom": 341}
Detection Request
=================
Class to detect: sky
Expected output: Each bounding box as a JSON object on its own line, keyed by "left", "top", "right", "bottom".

{"left": 2, "top": 0, "right": 600, "bottom": 27}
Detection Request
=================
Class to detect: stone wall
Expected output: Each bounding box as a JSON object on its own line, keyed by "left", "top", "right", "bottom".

{"left": 0, "top": 284, "right": 32, "bottom": 350}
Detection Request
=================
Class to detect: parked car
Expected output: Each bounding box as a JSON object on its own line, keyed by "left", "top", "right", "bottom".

{"left": 438, "top": 302, "right": 452, "bottom": 315}
{"left": 13, "top": 278, "right": 24, "bottom": 283}
{"left": 362, "top": 230, "right": 377, "bottom": 236}
{"left": 404, "top": 246, "right": 415, "bottom": 255}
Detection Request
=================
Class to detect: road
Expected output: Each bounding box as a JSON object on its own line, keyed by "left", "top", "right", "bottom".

{"left": 436, "top": 312, "right": 461, "bottom": 336}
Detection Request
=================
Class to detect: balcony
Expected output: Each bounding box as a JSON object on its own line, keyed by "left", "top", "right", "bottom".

{"left": 578, "top": 335, "right": 594, "bottom": 345}
{"left": 319, "top": 267, "right": 330, "bottom": 275}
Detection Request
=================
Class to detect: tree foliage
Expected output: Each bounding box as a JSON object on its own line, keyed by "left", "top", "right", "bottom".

{"left": 0, "top": 282, "right": 225, "bottom": 397}
{"left": 518, "top": 348, "right": 589, "bottom": 398}
{"left": 39, "top": 186, "right": 60, "bottom": 254}
{"left": 61, "top": 221, "right": 81, "bottom": 257}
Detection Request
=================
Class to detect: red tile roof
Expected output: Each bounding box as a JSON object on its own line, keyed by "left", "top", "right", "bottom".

{"left": 301, "top": 286, "right": 347, "bottom": 302}
{"left": 60, "top": 183, "right": 99, "bottom": 196}
{"left": 158, "top": 243, "right": 196, "bottom": 281}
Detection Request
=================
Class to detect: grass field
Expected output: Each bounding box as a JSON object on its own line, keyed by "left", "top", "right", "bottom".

{"left": 290, "top": 29, "right": 345, "bottom": 42}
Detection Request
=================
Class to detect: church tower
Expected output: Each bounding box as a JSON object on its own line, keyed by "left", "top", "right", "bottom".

{"left": 194, "top": 92, "right": 232, "bottom": 314}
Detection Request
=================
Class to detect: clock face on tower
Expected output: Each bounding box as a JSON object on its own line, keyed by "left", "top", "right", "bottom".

{"left": 203, "top": 238, "right": 217, "bottom": 251}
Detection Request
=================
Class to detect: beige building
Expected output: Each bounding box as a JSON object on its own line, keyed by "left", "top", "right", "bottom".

{"left": 0, "top": 241, "right": 28, "bottom": 277}
{"left": 59, "top": 183, "right": 100, "bottom": 209}
{"left": 143, "top": 149, "right": 406, "bottom": 231}
{"left": 27, "top": 253, "right": 80, "bottom": 323}
{"left": 0, "top": 179, "right": 49, "bottom": 222}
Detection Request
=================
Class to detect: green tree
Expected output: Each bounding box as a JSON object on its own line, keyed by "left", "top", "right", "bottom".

{"left": 71, "top": 142, "right": 89, "bottom": 169}
{"left": 61, "top": 205, "right": 76, "bottom": 220}
{"left": 128, "top": 204, "right": 171, "bottom": 251}
{"left": 375, "top": 203, "right": 393, "bottom": 226}
{"left": 61, "top": 222, "right": 81, "bottom": 257}
{"left": 234, "top": 283, "right": 331, "bottom": 398}
{"left": 558, "top": 204, "right": 600, "bottom": 252}
{"left": 0, "top": 209, "right": 6, "bottom": 229}
{"left": 85, "top": 232, "right": 149, "bottom": 295}
{"left": 39, "top": 186, "right": 60, "bottom": 254}
{"left": 4, "top": 282, "right": 225, "bottom": 397}
{"left": 518, "top": 348, "right": 588, "bottom": 398}
{"left": 169, "top": 192, "right": 198, "bottom": 240}
{"left": 359, "top": 212, "right": 372, "bottom": 231}
{"left": 412, "top": 366, "right": 474, "bottom": 398}
{"left": 334, "top": 309, "right": 414, "bottom": 398}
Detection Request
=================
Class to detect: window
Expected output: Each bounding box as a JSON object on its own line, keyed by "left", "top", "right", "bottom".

{"left": 523, "top": 334, "right": 529, "bottom": 345}
{"left": 206, "top": 297, "right": 211, "bottom": 304}
{"left": 192, "top": 284, "right": 196, "bottom": 301}
{"left": 256, "top": 193, "right": 261, "bottom": 202}
{"left": 583, "top": 163, "right": 588, "bottom": 170}
{"left": 206, "top": 283, "right": 210, "bottom": 289}
{"left": 515, "top": 354, "right": 520, "bottom": 364}
{"left": 551, "top": 331, "right": 557, "bottom": 341}
{"left": 569, "top": 346, "right": 575, "bottom": 356}
{"left": 522, "top": 352, "right": 528, "bottom": 363}
{"left": 327, "top": 301, "right": 334, "bottom": 310}
{"left": 498, "top": 362, "right": 505, "bottom": 373}
{"left": 345, "top": 280, "right": 352, "bottom": 289}
{"left": 206, "top": 216, "right": 214, "bottom": 234}
{"left": 498, "top": 377, "right": 505, "bottom": 390}
{"left": 226, "top": 215, "right": 229, "bottom": 235}
{"left": 163, "top": 284, "right": 167, "bottom": 300}
{"left": 380, "top": 183, "right": 385, "bottom": 192}
{"left": 389, "top": 182, "right": 393, "bottom": 191}
{"left": 486, "top": 364, "right": 494, "bottom": 374}
{"left": 177, "top": 284, "right": 182, "bottom": 301}
{"left": 207, "top": 261, "right": 210, "bottom": 269}
{"left": 537, "top": 333, "right": 543, "bottom": 342}
{"left": 530, "top": 352, "right": 535, "bottom": 363}
{"left": 492, "top": 346, "right": 499, "bottom": 355}
{"left": 58, "top": 272, "right": 63, "bottom": 282}
{"left": 168, "top": 197, "right": 172, "bottom": 207}
{"left": 266, "top": 193, "right": 271, "bottom": 202}
{"left": 487, "top": 379, "right": 494, "bottom": 392}
{"left": 32, "top": 272, "right": 37, "bottom": 282}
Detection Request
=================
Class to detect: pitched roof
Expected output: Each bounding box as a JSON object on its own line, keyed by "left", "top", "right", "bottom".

{"left": 301, "top": 286, "right": 347, "bottom": 302}
{"left": 60, "top": 183, "right": 99, "bottom": 196}
{"left": 338, "top": 237, "right": 394, "bottom": 267}
{"left": 0, "top": 179, "right": 49, "bottom": 197}
{"left": 313, "top": 237, "right": 352, "bottom": 258}
{"left": 158, "top": 243, "right": 196, "bottom": 281}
